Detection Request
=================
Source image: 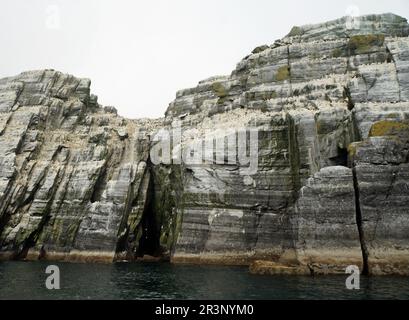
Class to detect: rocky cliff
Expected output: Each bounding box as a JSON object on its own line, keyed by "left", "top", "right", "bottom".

{"left": 0, "top": 13, "right": 408, "bottom": 275}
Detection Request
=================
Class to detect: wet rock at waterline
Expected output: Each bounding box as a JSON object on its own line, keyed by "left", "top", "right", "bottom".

{"left": 0, "top": 13, "right": 409, "bottom": 275}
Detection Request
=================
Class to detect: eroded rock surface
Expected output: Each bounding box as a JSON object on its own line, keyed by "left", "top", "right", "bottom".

{"left": 350, "top": 121, "right": 409, "bottom": 275}
{"left": 161, "top": 13, "right": 409, "bottom": 275}
{"left": 0, "top": 13, "right": 408, "bottom": 275}
{"left": 0, "top": 70, "right": 163, "bottom": 262}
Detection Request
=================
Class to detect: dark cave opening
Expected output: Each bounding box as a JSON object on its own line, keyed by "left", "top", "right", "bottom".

{"left": 329, "top": 147, "right": 348, "bottom": 167}
{"left": 136, "top": 164, "right": 161, "bottom": 258}
{"left": 90, "top": 165, "right": 108, "bottom": 203}
{"left": 344, "top": 87, "right": 355, "bottom": 111}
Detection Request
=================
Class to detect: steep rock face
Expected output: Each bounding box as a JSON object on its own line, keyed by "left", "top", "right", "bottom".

{"left": 0, "top": 70, "right": 162, "bottom": 262}
{"left": 157, "top": 13, "right": 409, "bottom": 274}
{"left": 350, "top": 121, "right": 409, "bottom": 275}
{"left": 0, "top": 13, "right": 408, "bottom": 275}
{"left": 293, "top": 166, "right": 363, "bottom": 274}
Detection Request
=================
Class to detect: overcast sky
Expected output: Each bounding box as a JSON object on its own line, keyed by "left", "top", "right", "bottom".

{"left": 0, "top": 0, "right": 408, "bottom": 118}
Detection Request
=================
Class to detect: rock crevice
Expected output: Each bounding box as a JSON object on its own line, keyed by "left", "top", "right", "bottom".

{"left": 0, "top": 13, "right": 409, "bottom": 275}
{"left": 352, "top": 166, "right": 369, "bottom": 275}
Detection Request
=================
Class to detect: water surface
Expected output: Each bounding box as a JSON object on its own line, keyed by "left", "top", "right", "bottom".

{"left": 0, "top": 261, "right": 408, "bottom": 300}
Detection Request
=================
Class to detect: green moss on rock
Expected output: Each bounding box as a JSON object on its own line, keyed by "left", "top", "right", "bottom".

{"left": 348, "top": 34, "right": 385, "bottom": 55}
{"left": 331, "top": 48, "right": 343, "bottom": 58}
{"left": 347, "top": 142, "right": 360, "bottom": 158}
{"left": 369, "top": 120, "right": 409, "bottom": 137}
{"left": 385, "top": 113, "right": 401, "bottom": 119}
{"left": 152, "top": 165, "right": 185, "bottom": 253}
{"left": 276, "top": 66, "right": 290, "bottom": 82}
{"left": 212, "top": 82, "right": 228, "bottom": 98}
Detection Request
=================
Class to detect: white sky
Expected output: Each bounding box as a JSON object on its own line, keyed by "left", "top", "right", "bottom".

{"left": 0, "top": 0, "right": 408, "bottom": 118}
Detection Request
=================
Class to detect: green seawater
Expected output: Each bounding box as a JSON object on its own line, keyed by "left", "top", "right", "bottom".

{"left": 0, "top": 261, "right": 408, "bottom": 300}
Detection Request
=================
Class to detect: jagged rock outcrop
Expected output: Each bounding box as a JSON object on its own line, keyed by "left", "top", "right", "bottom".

{"left": 0, "top": 13, "right": 408, "bottom": 275}
{"left": 161, "top": 13, "right": 409, "bottom": 275}
{"left": 0, "top": 70, "right": 163, "bottom": 262}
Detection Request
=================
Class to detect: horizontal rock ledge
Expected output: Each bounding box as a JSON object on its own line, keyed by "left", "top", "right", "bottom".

{"left": 1, "top": 13, "right": 409, "bottom": 275}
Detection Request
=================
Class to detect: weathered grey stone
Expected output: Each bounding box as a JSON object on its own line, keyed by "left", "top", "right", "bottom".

{"left": 283, "top": 13, "right": 409, "bottom": 42}
{"left": 293, "top": 166, "right": 363, "bottom": 274}
{"left": 0, "top": 13, "right": 408, "bottom": 276}
{"left": 159, "top": 13, "right": 409, "bottom": 274}
{"left": 351, "top": 121, "right": 409, "bottom": 275}
{"left": 0, "top": 70, "right": 162, "bottom": 262}
{"left": 387, "top": 38, "right": 409, "bottom": 101}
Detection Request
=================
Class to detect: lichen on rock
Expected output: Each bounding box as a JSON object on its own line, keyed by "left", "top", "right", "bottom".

{"left": 1, "top": 13, "right": 409, "bottom": 276}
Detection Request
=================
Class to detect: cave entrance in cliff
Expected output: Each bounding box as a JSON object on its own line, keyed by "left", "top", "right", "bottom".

{"left": 329, "top": 147, "right": 348, "bottom": 167}
{"left": 136, "top": 167, "right": 161, "bottom": 258}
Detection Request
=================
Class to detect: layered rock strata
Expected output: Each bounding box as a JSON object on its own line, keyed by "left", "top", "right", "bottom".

{"left": 0, "top": 13, "right": 408, "bottom": 275}
{"left": 0, "top": 70, "right": 162, "bottom": 262}
{"left": 163, "top": 13, "right": 409, "bottom": 275}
